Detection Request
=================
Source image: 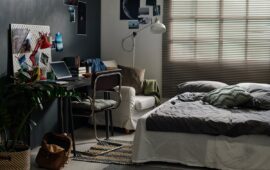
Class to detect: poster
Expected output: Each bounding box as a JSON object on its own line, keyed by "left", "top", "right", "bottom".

{"left": 120, "top": 0, "right": 140, "bottom": 20}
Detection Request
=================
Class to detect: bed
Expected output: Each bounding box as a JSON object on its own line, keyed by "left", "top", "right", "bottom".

{"left": 132, "top": 81, "right": 270, "bottom": 170}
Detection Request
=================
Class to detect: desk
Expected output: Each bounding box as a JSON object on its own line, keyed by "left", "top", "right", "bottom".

{"left": 58, "top": 78, "right": 91, "bottom": 157}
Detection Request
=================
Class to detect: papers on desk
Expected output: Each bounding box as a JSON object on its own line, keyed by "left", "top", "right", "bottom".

{"left": 55, "top": 81, "right": 69, "bottom": 85}
{"left": 38, "top": 80, "right": 69, "bottom": 85}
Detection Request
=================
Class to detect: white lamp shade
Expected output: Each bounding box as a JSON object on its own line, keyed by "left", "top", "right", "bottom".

{"left": 151, "top": 20, "right": 166, "bottom": 34}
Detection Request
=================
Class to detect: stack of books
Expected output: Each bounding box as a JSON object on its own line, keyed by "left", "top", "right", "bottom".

{"left": 78, "top": 66, "right": 86, "bottom": 77}
{"left": 69, "top": 68, "right": 79, "bottom": 77}
{"left": 63, "top": 56, "right": 81, "bottom": 77}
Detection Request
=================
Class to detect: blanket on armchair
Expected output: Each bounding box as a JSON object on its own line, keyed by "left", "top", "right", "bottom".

{"left": 143, "top": 79, "right": 161, "bottom": 105}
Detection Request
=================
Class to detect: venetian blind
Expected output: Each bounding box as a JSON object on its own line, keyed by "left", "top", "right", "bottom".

{"left": 162, "top": 0, "right": 270, "bottom": 97}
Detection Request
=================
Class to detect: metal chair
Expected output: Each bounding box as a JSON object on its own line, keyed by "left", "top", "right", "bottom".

{"left": 72, "top": 71, "right": 122, "bottom": 155}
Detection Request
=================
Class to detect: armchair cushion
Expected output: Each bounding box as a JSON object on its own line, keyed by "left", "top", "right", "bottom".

{"left": 118, "top": 65, "right": 145, "bottom": 94}
{"left": 135, "top": 95, "right": 155, "bottom": 111}
{"left": 72, "top": 98, "right": 117, "bottom": 111}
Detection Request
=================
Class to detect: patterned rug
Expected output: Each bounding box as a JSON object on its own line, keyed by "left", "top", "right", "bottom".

{"left": 73, "top": 141, "right": 134, "bottom": 165}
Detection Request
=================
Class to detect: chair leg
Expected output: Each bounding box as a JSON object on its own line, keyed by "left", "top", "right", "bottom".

{"left": 92, "top": 112, "right": 123, "bottom": 156}
{"left": 104, "top": 110, "right": 109, "bottom": 139}
{"left": 109, "top": 110, "right": 114, "bottom": 136}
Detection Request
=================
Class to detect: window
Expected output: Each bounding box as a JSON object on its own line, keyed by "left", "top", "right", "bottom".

{"left": 162, "top": 0, "right": 270, "bottom": 97}
{"left": 168, "top": 0, "right": 270, "bottom": 62}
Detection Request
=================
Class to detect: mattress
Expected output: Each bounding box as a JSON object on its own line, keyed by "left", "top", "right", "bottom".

{"left": 132, "top": 97, "right": 270, "bottom": 170}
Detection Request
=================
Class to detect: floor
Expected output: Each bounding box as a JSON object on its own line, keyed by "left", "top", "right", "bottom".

{"left": 31, "top": 127, "right": 209, "bottom": 170}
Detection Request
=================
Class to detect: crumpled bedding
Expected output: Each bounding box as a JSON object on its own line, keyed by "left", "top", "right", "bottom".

{"left": 146, "top": 92, "right": 270, "bottom": 137}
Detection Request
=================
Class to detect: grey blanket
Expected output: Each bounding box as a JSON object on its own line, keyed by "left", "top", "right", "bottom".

{"left": 146, "top": 93, "right": 270, "bottom": 137}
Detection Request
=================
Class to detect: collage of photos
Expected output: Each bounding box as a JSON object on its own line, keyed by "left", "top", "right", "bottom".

{"left": 120, "top": 0, "right": 161, "bottom": 29}
{"left": 11, "top": 25, "right": 52, "bottom": 81}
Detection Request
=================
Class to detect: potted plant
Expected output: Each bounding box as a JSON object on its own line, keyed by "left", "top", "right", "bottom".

{"left": 0, "top": 73, "right": 77, "bottom": 170}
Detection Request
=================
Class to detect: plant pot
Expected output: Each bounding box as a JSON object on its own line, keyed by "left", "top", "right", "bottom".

{"left": 0, "top": 145, "right": 30, "bottom": 170}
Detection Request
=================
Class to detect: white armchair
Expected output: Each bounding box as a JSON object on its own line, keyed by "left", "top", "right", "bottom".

{"left": 94, "top": 60, "right": 158, "bottom": 131}
{"left": 95, "top": 86, "right": 156, "bottom": 131}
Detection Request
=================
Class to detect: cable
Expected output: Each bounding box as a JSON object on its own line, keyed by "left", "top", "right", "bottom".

{"left": 121, "top": 32, "right": 135, "bottom": 52}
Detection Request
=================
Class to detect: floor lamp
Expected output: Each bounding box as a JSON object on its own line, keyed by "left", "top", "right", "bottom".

{"left": 121, "top": 18, "right": 166, "bottom": 68}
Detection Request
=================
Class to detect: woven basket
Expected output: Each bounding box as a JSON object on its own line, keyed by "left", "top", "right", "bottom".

{"left": 0, "top": 145, "right": 30, "bottom": 170}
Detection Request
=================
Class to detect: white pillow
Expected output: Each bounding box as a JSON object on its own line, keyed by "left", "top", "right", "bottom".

{"left": 237, "top": 83, "right": 270, "bottom": 93}
{"left": 103, "top": 60, "right": 118, "bottom": 70}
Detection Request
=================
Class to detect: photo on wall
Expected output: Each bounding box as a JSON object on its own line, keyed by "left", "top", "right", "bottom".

{"left": 128, "top": 20, "right": 139, "bottom": 29}
{"left": 68, "top": 6, "right": 76, "bottom": 22}
{"left": 139, "top": 7, "right": 150, "bottom": 16}
{"left": 77, "top": 1, "right": 87, "bottom": 35}
{"left": 146, "top": 0, "right": 156, "bottom": 6}
{"left": 64, "top": 0, "right": 78, "bottom": 6}
{"left": 153, "top": 5, "right": 161, "bottom": 16}
{"left": 12, "top": 29, "right": 32, "bottom": 54}
{"left": 120, "top": 0, "right": 140, "bottom": 20}
{"left": 138, "top": 17, "right": 151, "bottom": 24}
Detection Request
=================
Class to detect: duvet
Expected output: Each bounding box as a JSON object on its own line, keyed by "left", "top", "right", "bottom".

{"left": 146, "top": 92, "right": 270, "bottom": 137}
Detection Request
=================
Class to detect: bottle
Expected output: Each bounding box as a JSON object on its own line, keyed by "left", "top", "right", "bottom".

{"left": 55, "top": 32, "right": 63, "bottom": 52}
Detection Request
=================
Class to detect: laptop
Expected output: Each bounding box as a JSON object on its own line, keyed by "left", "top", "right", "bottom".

{"left": 50, "top": 61, "right": 79, "bottom": 81}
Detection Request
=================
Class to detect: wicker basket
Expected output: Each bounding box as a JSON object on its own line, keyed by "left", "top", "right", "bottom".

{"left": 0, "top": 145, "right": 30, "bottom": 170}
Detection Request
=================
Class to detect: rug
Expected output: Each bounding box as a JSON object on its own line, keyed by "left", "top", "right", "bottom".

{"left": 73, "top": 140, "right": 135, "bottom": 165}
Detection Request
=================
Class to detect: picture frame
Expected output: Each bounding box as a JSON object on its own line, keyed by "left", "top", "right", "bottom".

{"left": 146, "top": 0, "right": 156, "bottom": 6}
{"left": 139, "top": 7, "right": 150, "bottom": 16}
{"left": 77, "top": 1, "right": 87, "bottom": 35}
{"left": 128, "top": 20, "right": 139, "bottom": 29}
{"left": 120, "top": 0, "right": 140, "bottom": 20}
{"left": 64, "top": 0, "right": 78, "bottom": 6}
{"left": 153, "top": 5, "right": 161, "bottom": 16}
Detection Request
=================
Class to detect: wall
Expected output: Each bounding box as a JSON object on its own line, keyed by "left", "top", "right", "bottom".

{"left": 0, "top": 0, "right": 100, "bottom": 75}
{"left": 0, "top": 0, "right": 101, "bottom": 146}
{"left": 101, "top": 0, "right": 164, "bottom": 94}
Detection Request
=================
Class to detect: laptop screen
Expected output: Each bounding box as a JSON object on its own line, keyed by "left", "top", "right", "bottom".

{"left": 50, "top": 61, "right": 72, "bottom": 80}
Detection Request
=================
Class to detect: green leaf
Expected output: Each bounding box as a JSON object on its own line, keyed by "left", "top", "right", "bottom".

{"left": 0, "top": 79, "right": 79, "bottom": 151}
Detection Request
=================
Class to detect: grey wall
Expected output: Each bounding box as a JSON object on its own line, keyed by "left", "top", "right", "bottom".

{"left": 0, "top": 0, "right": 101, "bottom": 75}
{"left": 0, "top": 0, "right": 101, "bottom": 146}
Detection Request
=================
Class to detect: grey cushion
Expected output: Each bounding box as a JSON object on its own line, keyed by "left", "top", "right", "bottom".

{"left": 118, "top": 65, "right": 145, "bottom": 94}
{"left": 134, "top": 95, "right": 156, "bottom": 111}
{"left": 177, "top": 81, "right": 228, "bottom": 94}
{"left": 202, "top": 85, "right": 252, "bottom": 109}
{"left": 236, "top": 83, "right": 270, "bottom": 93}
{"left": 72, "top": 98, "right": 117, "bottom": 111}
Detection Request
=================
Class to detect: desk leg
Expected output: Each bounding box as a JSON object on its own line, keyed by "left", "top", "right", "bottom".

{"left": 105, "top": 111, "right": 110, "bottom": 140}
{"left": 58, "top": 97, "right": 64, "bottom": 133}
{"left": 104, "top": 92, "right": 110, "bottom": 140}
{"left": 109, "top": 110, "right": 114, "bottom": 136}
{"left": 68, "top": 97, "right": 77, "bottom": 157}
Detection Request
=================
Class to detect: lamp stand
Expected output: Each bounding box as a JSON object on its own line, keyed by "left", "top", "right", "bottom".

{"left": 132, "top": 37, "right": 135, "bottom": 68}
{"left": 121, "top": 18, "right": 166, "bottom": 68}
{"left": 132, "top": 32, "right": 137, "bottom": 68}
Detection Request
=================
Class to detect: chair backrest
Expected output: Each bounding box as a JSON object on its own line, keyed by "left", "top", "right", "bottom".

{"left": 91, "top": 71, "right": 122, "bottom": 110}
{"left": 92, "top": 71, "right": 122, "bottom": 91}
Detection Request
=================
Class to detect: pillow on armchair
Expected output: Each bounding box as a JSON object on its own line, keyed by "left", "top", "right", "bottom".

{"left": 118, "top": 65, "right": 145, "bottom": 94}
